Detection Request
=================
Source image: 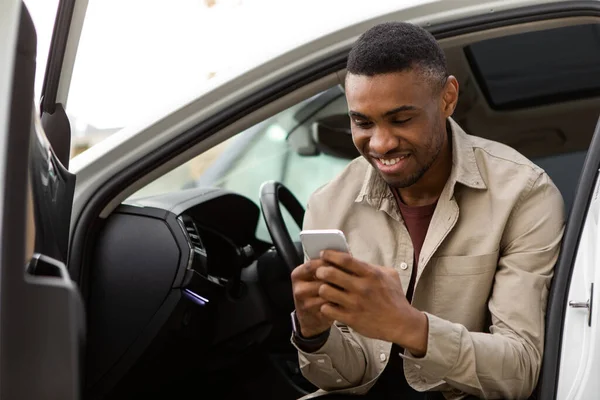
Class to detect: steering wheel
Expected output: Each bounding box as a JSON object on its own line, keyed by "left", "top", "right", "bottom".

{"left": 259, "top": 181, "right": 305, "bottom": 271}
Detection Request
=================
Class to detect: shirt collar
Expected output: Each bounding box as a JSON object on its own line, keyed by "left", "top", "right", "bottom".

{"left": 355, "top": 118, "right": 487, "bottom": 205}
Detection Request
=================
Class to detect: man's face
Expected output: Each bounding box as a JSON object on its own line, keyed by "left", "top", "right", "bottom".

{"left": 346, "top": 70, "right": 454, "bottom": 188}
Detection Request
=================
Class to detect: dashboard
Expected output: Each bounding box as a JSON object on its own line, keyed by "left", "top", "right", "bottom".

{"left": 84, "top": 187, "right": 294, "bottom": 398}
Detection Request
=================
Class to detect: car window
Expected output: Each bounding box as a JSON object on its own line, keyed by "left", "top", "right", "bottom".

{"left": 129, "top": 90, "right": 350, "bottom": 242}
{"left": 466, "top": 23, "right": 600, "bottom": 109}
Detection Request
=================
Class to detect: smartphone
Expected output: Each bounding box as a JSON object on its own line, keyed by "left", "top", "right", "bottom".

{"left": 299, "top": 229, "right": 351, "bottom": 260}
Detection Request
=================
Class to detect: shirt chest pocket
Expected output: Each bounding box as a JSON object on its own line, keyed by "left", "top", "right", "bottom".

{"left": 429, "top": 252, "right": 499, "bottom": 331}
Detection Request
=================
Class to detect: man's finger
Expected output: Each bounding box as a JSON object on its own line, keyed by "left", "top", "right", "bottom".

{"left": 318, "top": 283, "right": 353, "bottom": 309}
{"left": 293, "top": 280, "right": 322, "bottom": 300}
{"left": 301, "top": 296, "right": 328, "bottom": 311}
{"left": 320, "top": 302, "right": 351, "bottom": 325}
{"left": 315, "top": 266, "right": 356, "bottom": 291}
{"left": 320, "top": 250, "right": 369, "bottom": 276}
{"left": 291, "top": 259, "right": 326, "bottom": 281}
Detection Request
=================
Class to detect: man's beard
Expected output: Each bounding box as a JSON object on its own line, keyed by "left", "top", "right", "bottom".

{"left": 392, "top": 160, "right": 434, "bottom": 188}
{"left": 386, "top": 130, "right": 445, "bottom": 189}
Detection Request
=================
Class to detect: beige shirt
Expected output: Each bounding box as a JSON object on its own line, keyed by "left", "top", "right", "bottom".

{"left": 294, "top": 119, "right": 565, "bottom": 399}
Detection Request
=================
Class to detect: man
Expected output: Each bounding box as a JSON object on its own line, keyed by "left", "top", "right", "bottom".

{"left": 290, "top": 22, "right": 565, "bottom": 400}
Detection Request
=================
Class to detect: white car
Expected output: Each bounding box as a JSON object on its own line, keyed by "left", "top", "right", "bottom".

{"left": 1, "top": 0, "right": 599, "bottom": 399}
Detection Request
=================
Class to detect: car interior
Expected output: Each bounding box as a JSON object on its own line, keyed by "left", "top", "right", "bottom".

{"left": 30, "top": 13, "right": 600, "bottom": 400}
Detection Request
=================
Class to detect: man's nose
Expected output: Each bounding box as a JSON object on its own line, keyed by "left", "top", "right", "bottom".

{"left": 370, "top": 126, "right": 399, "bottom": 155}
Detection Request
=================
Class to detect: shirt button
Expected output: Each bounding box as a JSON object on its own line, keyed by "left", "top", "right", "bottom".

{"left": 336, "top": 379, "right": 342, "bottom": 383}
{"left": 380, "top": 353, "right": 387, "bottom": 362}
{"left": 317, "top": 359, "right": 325, "bottom": 364}
{"left": 400, "top": 262, "right": 408, "bottom": 270}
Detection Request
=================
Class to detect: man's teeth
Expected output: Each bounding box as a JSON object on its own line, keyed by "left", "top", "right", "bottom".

{"left": 379, "top": 155, "right": 407, "bottom": 165}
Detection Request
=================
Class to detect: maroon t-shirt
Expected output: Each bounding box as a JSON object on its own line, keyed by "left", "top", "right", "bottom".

{"left": 394, "top": 193, "right": 437, "bottom": 302}
{"left": 369, "top": 189, "right": 437, "bottom": 398}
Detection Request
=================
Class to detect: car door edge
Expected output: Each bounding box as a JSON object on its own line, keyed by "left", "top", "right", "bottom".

{"left": 1, "top": 3, "right": 85, "bottom": 399}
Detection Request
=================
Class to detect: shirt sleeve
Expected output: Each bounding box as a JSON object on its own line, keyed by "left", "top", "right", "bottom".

{"left": 401, "top": 172, "right": 565, "bottom": 399}
{"left": 292, "top": 196, "right": 368, "bottom": 391}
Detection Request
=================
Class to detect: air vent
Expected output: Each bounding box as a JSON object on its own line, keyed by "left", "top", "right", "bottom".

{"left": 178, "top": 215, "right": 205, "bottom": 253}
{"left": 177, "top": 215, "right": 208, "bottom": 276}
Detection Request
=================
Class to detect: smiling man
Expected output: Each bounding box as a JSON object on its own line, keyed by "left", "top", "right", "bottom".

{"left": 290, "top": 22, "right": 565, "bottom": 399}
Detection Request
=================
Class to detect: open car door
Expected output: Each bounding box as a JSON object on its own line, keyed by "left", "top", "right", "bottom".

{"left": 547, "top": 116, "right": 600, "bottom": 399}
{"left": 0, "top": 1, "right": 84, "bottom": 399}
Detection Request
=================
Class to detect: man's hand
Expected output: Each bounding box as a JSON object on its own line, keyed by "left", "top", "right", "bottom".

{"left": 291, "top": 259, "right": 335, "bottom": 338}
{"left": 316, "top": 250, "right": 429, "bottom": 356}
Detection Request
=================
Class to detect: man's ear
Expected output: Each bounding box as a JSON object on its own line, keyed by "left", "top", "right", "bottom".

{"left": 441, "top": 76, "right": 459, "bottom": 118}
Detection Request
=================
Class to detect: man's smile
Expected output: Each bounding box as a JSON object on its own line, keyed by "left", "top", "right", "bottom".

{"left": 373, "top": 154, "right": 411, "bottom": 174}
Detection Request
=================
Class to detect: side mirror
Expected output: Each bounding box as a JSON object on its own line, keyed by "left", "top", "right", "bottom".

{"left": 311, "top": 114, "right": 359, "bottom": 159}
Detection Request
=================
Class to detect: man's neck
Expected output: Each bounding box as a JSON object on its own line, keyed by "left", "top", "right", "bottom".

{"left": 396, "top": 133, "right": 452, "bottom": 207}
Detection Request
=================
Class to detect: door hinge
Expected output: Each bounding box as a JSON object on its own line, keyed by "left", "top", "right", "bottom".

{"left": 569, "top": 282, "right": 594, "bottom": 327}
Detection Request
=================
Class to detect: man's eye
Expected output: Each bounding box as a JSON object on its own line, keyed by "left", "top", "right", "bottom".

{"left": 354, "top": 120, "right": 372, "bottom": 128}
{"left": 392, "top": 118, "right": 411, "bottom": 125}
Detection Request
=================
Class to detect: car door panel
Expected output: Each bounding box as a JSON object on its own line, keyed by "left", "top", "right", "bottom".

{"left": 555, "top": 118, "right": 600, "bottom": 399}
{"left": 552, "top": 116, "right": 600, "bottom": 400}
{"left": 0, "top": 2, "right": 84, "bottom": 399}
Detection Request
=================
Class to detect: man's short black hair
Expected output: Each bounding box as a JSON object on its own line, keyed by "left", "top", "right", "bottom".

{"left": 347, "top": 22, "right": 448, "bottom": 88}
